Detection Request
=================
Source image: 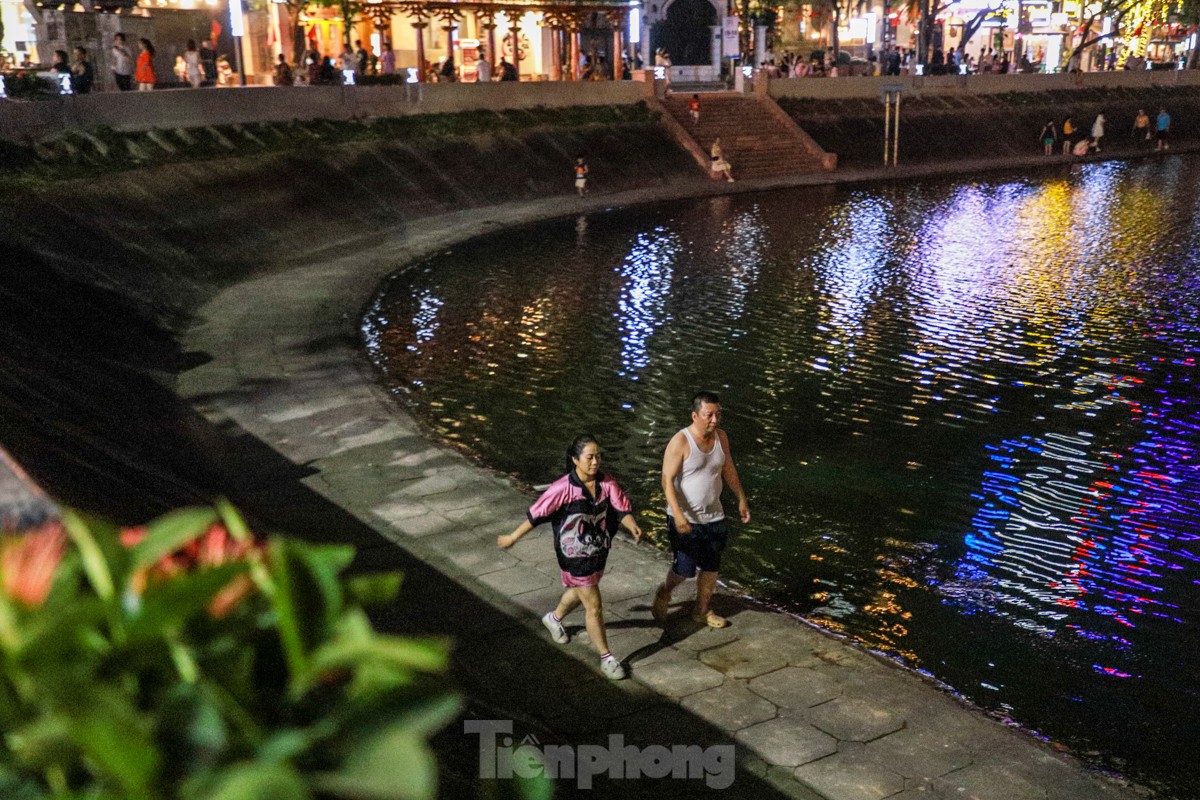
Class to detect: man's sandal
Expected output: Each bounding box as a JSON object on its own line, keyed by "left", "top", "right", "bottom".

{"left": 692, "top": 610, "right": 729, "bottom": 628}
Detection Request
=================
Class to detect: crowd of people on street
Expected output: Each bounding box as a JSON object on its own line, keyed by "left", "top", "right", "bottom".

{"left": 40, "top": 32, "right": 230, "bottom": 92}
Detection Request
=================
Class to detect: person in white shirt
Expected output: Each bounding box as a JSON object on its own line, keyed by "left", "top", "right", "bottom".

{"left": 652, "top": 391, "right": 751, "bottom": 628}
{"left": 111, "top": 33, "right": 134, "bottom": 91}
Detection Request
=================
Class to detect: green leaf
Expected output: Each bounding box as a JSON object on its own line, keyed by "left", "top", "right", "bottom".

{"left": 156, "top": 682, "right": 228, "bottom": 784}
{"left": 345, "top": 573, "right": 403, "bottom": 607}
{"left": 6, "top": 713, "right": 76, "bottom": 772}
{"left": 124, "top": 564, "right": 250, "bottom": 641}
{"left": 202, "top": 762, "right": 313, "bottom": 800}
{"left": 62, "top": 511, "right": 114, "bottom": 601}
{"left": 310, "top": 725, "right": 438, "bottom": 800}
{"left": 60, "top": 687, "right": 159, "bottom": 800}
{"left": 214, "top": 499, "right": 252, "bottom": 545}
{"left": 267, "top": 540, "right": 355, "bottom": 682}
{"left": 129, "top": 507, "right": 219, "bottom": 572}
{"left": 302, "top": 635, "right": 451, "bottom": 696}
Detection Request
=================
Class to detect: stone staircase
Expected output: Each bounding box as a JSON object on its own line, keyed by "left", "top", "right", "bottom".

{"left": 661, "top": 92, "right": 835, "bottom": 179}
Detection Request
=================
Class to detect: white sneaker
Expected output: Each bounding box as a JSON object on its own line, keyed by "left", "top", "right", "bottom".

{"left": 600, "top": 655, "right": 626, "bottom": 680}
{"left": 542, "top": 612, "right": 568, "bottom": 644}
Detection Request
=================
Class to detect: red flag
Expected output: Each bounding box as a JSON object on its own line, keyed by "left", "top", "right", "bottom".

{"left": 211, "top": 19, "right": 222, "bottom": 44}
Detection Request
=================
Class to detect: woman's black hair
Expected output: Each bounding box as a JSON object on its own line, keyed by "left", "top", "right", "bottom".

{"left": 565, "top": 434, "right": 599, "bottom": 472}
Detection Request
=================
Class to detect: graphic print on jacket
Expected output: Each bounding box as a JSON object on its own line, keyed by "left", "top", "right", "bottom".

{"left": 527, "top": 471, "right": 632, "bottom": 577}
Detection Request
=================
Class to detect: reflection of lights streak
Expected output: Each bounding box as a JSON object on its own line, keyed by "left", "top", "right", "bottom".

{"left": 617, "top": 228, "right": 678, "bottom": 379}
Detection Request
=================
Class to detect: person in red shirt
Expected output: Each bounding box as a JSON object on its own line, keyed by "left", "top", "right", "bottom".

{"left": 135, "top": 38, "right": 156, "bottom": 90}
{"left": 688, "top": 94, "right": 701, "bottom": 124}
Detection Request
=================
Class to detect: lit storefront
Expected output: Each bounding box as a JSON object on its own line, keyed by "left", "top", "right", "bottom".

{"left": 1, "top": 0, "right": 39, "bottom": 66}
{"left": 316, "top": 0, "right": 639, "bottom": 82}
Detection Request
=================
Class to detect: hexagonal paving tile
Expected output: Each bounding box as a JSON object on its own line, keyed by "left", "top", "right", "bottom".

{"left": 806, "top": 697, "right": 905, "bottom": 742}
{"left": 932, "top": 764, "right": 1048, "bottom": 800}
{"left": 749, "top": 667, "right": 842, "bottom": 710}
{"left": 736, "top": 718, "right": 838, "bottom": 767}
{"left": 633, "top": 656, "right": 726, "bottom": 697}
{"left": 793, "top": 752, "right": 906, "bottom": 800}
{"left": 699, "top": 637, "right": 789, "bottom": 679}
{"left": 863, "top": 728, "right": 972, "bottom": 779}
{"left": 680, "top": 683, "right": 778, "bottom": 731}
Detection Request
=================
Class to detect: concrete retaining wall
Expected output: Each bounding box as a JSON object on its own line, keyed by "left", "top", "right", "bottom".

{"left": 768, "top": 67, "right": 1200, "bottom": 101}
{"left": 0, "top": 80, "right": 648, "bottom": 143}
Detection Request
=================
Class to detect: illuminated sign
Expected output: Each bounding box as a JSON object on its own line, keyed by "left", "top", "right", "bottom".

{"left": 229, "top": 0, "right": 244, "bottom": 37}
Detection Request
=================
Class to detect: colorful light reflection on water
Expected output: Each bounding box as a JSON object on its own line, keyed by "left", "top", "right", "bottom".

{"left": 364, "top": 158, "right": 1200, "bottom": 797}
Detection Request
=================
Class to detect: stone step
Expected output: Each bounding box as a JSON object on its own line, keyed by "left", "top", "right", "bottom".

{"left": 663, "top": 95, "right": 829, "bottom": 178}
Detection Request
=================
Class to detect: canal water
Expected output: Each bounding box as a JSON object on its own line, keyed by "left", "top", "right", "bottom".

{"left": 364, "top": 157, "right": 1200, "bottom": 797}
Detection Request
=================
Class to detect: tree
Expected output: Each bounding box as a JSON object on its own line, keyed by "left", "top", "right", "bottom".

{"left": 957, "top": 4, "right": 1003, "bottom": 55}
{"left": 901, "top": 0, "right": 952, "bottom": 64}
{"left": 1066, "top": 0, "right": 1145, "bottom": 63}
{"left": 271, "top": 0, "right": 310, "bottom": 65}
{"left": 1177, "top": 0, "right": 1200, "bottom": 67}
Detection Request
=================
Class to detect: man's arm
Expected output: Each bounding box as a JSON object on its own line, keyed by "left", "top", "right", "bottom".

{"left": 661, "top": 432, "right": 692, "bottom": 534}
{"left": 718, "top": 429, "right": 751, "bottom": 523}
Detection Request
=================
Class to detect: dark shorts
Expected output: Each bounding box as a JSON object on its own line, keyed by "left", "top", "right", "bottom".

{"left": 668, "top": 516, "right": 730, "bottom": 577}
{"left": 1157, "top": 129, "right": 1169, "bottom": 140}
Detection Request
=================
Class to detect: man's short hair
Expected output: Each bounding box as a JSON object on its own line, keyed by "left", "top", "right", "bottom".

{"left": 691, "top": 391, "right": 720, "bottom": 413}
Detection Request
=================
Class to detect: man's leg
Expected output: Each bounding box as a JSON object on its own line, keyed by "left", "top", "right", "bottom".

{"left": 694, "top": 569, "right": 719, "bottom": 616}
{"left": 653, "top": 548, "right": 692, "bottom": 619}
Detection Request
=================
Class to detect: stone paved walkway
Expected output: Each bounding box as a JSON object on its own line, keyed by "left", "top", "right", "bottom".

{"left": 177, "top": 173, "right": 1150, "bottom": 799}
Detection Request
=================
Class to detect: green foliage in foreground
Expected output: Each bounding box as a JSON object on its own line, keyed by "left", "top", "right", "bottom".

{"left": 0, "top": 501, "right": 459, "bottom": 800}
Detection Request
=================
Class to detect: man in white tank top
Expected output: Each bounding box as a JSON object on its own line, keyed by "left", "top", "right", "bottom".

{"left": 652, "top": 391, "right": 751, "bottom": 628}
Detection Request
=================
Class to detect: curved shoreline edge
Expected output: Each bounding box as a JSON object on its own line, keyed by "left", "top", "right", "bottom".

{"left": 177, "top": 158, "right": 1158, "bottom": 799}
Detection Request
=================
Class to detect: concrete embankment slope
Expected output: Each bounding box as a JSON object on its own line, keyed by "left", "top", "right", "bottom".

{"left": 0, "top": 101, "right": 1149, "bottom": 798}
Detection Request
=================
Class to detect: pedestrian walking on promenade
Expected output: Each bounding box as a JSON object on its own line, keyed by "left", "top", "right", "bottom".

{"left": 498, "top": 434, "right": 644, "bottom": 680}
{"left": 183, "top": 39, "right": 203, "bottom": 88}
{"left": 1039, "top": 120, "right": 1057, "bottom": 156}
{"left": 135, "top": 38, "right": 156, "bottom": 91}
{"left": 69, "top": 47, "right": 94, "bottom": 94}
{"left": 652, "top": 392, "right": 751, "bottom": 629}
{"left": 110, "top": 33, "right": 134, "bottom": 91}
{"left": 688, "top": 93, "right": 701, "bottom": 124}
{"left": 475, "top": 52, "right": 491, "bottom": 82}
{"left": 1156, "top": 108, "right": 1171, "bottom": 151}
{"left": 574, "top": 156, "right": 589, "bottom": 196}
{"left": 1133, "top": 108, "right": 1150, "bottom": 146}
{"left": 1091, "top": 112, "right": 1106, "bottom": 152}
{"left": 710, "top": 138, "right": 734, "bottom": 182}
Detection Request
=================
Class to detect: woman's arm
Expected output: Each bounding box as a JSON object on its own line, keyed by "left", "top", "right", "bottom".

{"left": 498, "top": 519, "right": 534, "bottom": 549}
{"left": 619, "top": 513, "right": 644, "bottom": 542}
